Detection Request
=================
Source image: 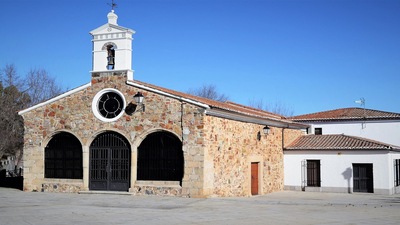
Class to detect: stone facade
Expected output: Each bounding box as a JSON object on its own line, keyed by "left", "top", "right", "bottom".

{"left": 20, "top": 72, "right": 303, "bottom": 197}
{"left": 203, "top": 116, "right": 302, "bottom": 197}
{"left": 22, "top": 73, "right": 202, "bottom": 196}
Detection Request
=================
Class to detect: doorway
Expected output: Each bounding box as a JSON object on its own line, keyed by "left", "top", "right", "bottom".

{"left": 353, "top": 163, "right": 373, "bottom": 193}
{"left": 89, "top": 132, "right": 131, "bottom": 191}
{"left": 251, "top": 162, "right": 259, "bottom": 195}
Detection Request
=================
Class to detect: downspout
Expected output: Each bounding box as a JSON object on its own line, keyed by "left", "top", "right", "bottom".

{"left": 282, "top": 128, "right": 285, "bottom": 151}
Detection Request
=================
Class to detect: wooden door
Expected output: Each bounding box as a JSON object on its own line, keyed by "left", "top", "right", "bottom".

{"left": 353, "top": 164, "right": 373, "bottom": 193}
{"left": 251, "top": 162, "right": 259, "bottom": 195}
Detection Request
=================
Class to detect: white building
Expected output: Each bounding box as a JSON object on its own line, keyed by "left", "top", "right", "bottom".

{"left": 284, "top": 108, "right": 400, "bottom": 194}
{"left": 292, "top": 107, "right": 400, "bottom": 146}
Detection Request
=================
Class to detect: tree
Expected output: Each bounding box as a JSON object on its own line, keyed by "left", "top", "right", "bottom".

{"left": 1, "top": 63, "right": 23, "bottom": 89}
{"left": 248, "top": 98, "right": 294, "bottom": 117}
{"left": 0, "top": 83, "right": 30, "bottom": 162}
{"left": 187, "top": 84, "right": 229, "bottom": 102}
{"left": 24, "top": 68, "right": 63, "bottom": 106}
{"left": 0, "top": 64, "right": 64, "bottom": 164}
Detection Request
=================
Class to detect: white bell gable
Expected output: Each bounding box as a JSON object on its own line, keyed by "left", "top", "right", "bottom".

{"left": 90, "top": 10, "right": 135, "bottom": 80}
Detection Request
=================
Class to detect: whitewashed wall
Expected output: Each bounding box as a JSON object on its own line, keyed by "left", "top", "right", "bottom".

{"left": 308, "top": 120, "right": 400, "bottom": 146}
{"left": 284, "top": 150, "right": 400, "bottom": 195}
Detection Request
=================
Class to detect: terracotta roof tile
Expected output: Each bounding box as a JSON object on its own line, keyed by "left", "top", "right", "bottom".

{"left": 290, "top": 107, "right": 400, "bottom": 122}
{"left": 284, "top": 134, "right": 400, "bottom": 150}
{"left": 134, "top": 80, "right": 286, "bottom": 121}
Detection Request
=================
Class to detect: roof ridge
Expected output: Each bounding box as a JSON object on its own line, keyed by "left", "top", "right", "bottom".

{"left": 290, "top": 107, "right": 400, "bottom": 121}
{"left": 224, "top": 101, "right": 285, "bottom": 118}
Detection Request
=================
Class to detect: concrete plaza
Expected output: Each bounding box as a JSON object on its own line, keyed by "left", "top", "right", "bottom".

{"left": 1, "top": 187, "right": 400, "bottom": 225}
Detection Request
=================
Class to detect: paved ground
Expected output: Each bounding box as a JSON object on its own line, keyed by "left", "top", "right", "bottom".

{"left": 1, "top": 188, "right": 400, "bottom": 225}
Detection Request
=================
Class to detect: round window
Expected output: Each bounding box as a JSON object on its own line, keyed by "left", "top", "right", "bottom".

{"left": 92, "top": 88, "right": 126, "bottom": 122}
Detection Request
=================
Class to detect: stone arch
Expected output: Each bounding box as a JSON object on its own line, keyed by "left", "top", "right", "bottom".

{"left": 89, "top": 131, "right": 131, "bottom": 191}
{"left": 132, "top": 128, "right": 182, "bottom": 149}
{"left": 136, "top": 130, "right": 184, "bottom": 182}
{"left": 86, "top": 129, "right": 132, "bottom": 147}
{"left": 44, "top": 131, "right": 83, "bottom": 179}
{"left": 43, "top": 129, "right": 84, "bottom": 149}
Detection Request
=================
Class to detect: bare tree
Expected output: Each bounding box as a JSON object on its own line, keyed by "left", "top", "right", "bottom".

{"left": 0, "top": 64, "right": 64, "bottom": 164}
{"left": 24, "top": 68, "right": 64, "bottom": 106}
{"left": 248, "top": 98, "right": 294, "bottom": 117}
{"left": 0, "top": 63, "right": 23, "bottom": 89}
{"left": 187, "top": 84, "right": 229, "bottom": 102}
{"left": 0, "top": 83, "right": 30, "bottom": 161}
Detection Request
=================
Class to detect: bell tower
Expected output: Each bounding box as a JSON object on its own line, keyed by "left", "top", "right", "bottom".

{"left": 90, "top": 9, "right": 135, "bottom": 80}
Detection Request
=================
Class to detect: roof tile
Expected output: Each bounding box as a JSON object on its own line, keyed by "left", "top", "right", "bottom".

{"left": 284, "top": 134, "right": 400, "bottom": 150}
{"left": 290, "top": 107, "right": 400, "bottom": 122}
{"left": 134, "top": 80, "right": 287, "bottom": 121}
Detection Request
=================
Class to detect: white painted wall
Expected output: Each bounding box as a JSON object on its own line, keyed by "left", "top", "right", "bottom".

{"left": 284, "top": 150, "right": 400, "bottom": 194}
{"left": 308, "top": 120, "right": 400, "bottom": 146}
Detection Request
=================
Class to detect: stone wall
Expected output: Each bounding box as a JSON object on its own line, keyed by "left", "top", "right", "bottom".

{"left": 21, "top": 73, "right": 303, "bottom": 197}
{"left": 21, "top": 74, "right": 206, "bottom": 195}
{"left": 204, "top": 116, "right": 303, "bottom": 197}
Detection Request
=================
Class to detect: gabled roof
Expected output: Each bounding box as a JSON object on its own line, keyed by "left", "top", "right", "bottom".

{"left": 284, "top": 134, "right": 400, "bottom": 151}
{"left": 132, "top": 80, "right": 282, "bottom": 119}
{"left": 89, "top": 23, "right": 134, "bottom": 35}
{"left": 290, "top": 107, "right": 400, "bottom": 122}
{"left": 128, "top": 80, "right": 308, "bottom": 129}
{"left": 18, "top": 78, "right": 308, "bottom": 129}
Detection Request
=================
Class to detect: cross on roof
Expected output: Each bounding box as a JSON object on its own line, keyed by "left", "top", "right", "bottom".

{"left": 108, "top": 0, "right": 117, "bottom": 11}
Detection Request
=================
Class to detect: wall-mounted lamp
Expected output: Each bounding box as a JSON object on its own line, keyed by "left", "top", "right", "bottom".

{"left": 257, "top": 126, "right": 271, "bottom": 141}
{"left": 134, "top": 92, "right": 144, "bottom": 105}
{"left": 125, "top": 92, "right": 145, "bottom": 115}
{"left": 263, "top": 126, "right": 270, "bottom": 135}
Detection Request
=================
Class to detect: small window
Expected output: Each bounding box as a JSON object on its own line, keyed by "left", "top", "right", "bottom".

{"left": 307, "top": 160, "right": 321, "bottom": 187}
{"left": 314, "top": 128, "right": 322, "bottom": 135}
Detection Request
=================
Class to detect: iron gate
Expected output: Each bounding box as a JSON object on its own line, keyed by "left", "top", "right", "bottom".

{"left": 89, "top": 132, "right": 130, "bottom": 191}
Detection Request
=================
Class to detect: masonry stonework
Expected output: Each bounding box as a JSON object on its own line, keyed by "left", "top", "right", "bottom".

{"left": 203, "top": 116, "right": 303, "bottom": 197}
{"left": 21, "top": 73, "right": 303, "bottom": 197}
{"left": 22, "top": 74, "right": 208, "bottom": 196}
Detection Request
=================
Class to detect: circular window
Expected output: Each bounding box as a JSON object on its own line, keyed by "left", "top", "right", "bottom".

{"left": 92, "top": 88, "right": 126, "bottom": 122}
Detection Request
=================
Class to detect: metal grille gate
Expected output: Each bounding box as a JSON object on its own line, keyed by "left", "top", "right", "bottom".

{"left": 137, "top": 131, "right": 183, "bottom": 181}
{"left": 89, "top": 132, "right": 130, "bottom": 191}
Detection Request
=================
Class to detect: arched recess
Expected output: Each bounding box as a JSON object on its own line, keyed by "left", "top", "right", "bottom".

{"left": 89, "top": 131, "right": 131, "bottom": 191}
{"left": 137, "top": 131, "right": 183, "bottom": 182}
{"left": 45, "top": 132, "right": 83, "bottom": 179}
{"left": 102, "top": 42, "right": 117, "bottom": 70}
{"left": 101, "top": 42, "right": 118, "bottom": 50}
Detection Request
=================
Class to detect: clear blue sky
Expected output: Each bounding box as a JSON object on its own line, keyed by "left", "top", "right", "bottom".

{"left": 2, "top": 0, "right": 399, "bottom": 115}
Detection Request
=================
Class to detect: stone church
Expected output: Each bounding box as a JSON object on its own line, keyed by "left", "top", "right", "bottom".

{"left": 18, "top": 10, "right": 306, "bottom": 197}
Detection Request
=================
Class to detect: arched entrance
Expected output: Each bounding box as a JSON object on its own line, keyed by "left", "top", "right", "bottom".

{"left": 137, "top": 131, "right": 183, "bottom": 182}
{"left": 45, "top": 132, "right": 82, "bottom": 179}
{"left": 89, "top": 131, "right": 131, "bottom": 191}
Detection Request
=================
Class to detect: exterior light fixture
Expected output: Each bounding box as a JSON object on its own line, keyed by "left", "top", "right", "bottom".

{"left": 263, "top": 126, "right": 270, "bottom": 135}
{"left": 257, "top": 125, "right": 271, "bottom": 141}
{"left": 125, "top": 92, "right": 145, "bottom": 115}
{"left": 134, "top": 92, "right": 144, "bottom": 104}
